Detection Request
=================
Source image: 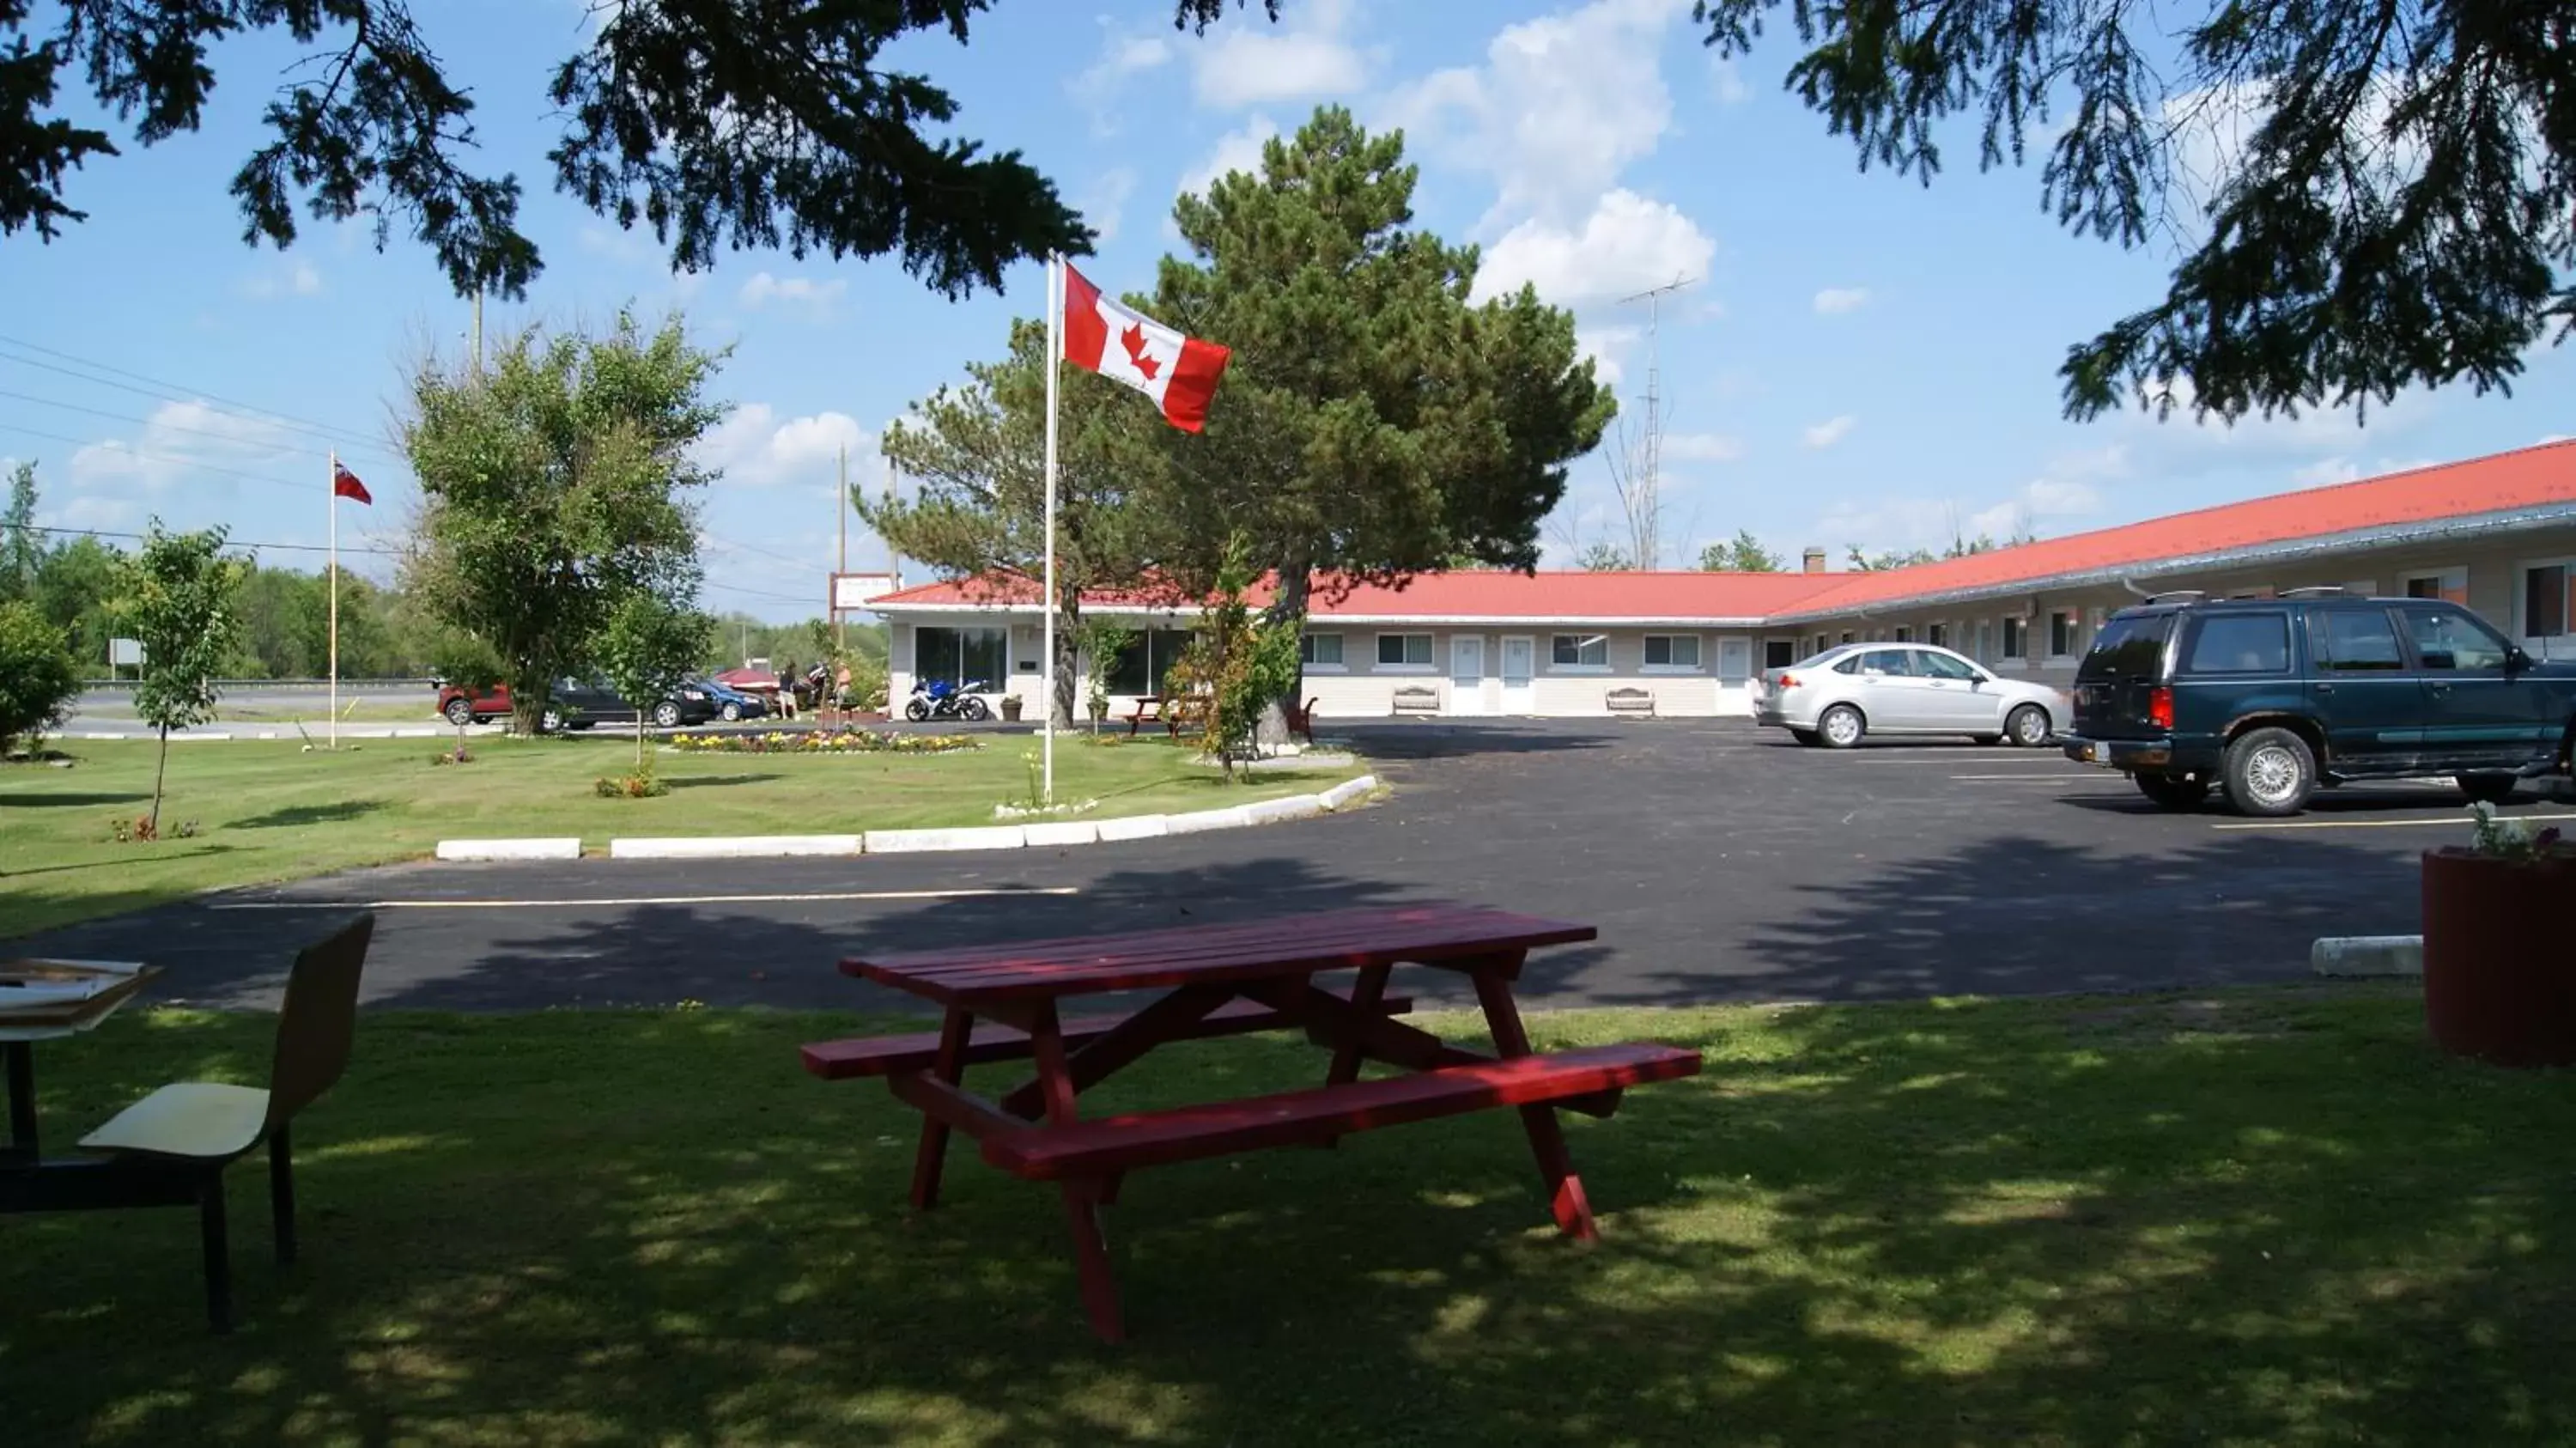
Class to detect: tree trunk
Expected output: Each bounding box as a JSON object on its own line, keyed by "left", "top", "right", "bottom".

{"left": 1259, "top": 557, "right": 1313, "bottom": 748}
{"left": 1052, "top": 582, "right": 1082, "bottom": 729}
{"left": 634, "top": 721, "right": 645, "bottom": 777}
{"left": 510, "top": 673, "right": 547, "bottom": 738}
{"left": 149, "top": 723, "right": 170, "bottom": 834}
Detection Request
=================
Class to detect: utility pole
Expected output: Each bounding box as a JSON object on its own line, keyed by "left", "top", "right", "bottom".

{"left": 835, "top": 443, "right": 848, "bottom": 653}
{"left": 1609, "top": 273, "right": 1694, "bottom": 569}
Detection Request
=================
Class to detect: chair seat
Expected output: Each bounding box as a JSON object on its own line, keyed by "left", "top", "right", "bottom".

{"left": 81, "top": 1082, "right": 272, "bottom": 1160}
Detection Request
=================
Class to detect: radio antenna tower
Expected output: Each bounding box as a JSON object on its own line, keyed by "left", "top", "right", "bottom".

{"left": 1606, "top": 273, "right": 1695, "bottom": 569}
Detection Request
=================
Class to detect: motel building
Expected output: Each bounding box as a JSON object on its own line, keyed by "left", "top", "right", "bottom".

{"left": 875, "top": 441, "right": 2576, "bottom": 721}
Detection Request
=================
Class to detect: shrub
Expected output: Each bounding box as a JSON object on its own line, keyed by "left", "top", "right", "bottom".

{"left": 592, "top": 773, "right": 669, "bottom": 798}
{"left": 0, "top": 600, "right": 82, "bottom": 754}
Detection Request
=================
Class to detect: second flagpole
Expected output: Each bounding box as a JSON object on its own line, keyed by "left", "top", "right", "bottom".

{"left": 327, "top": 451, "right": 340, "bottom": 751}
{"left": 1040, "top": 253, "right": 1061, "bottom": 805}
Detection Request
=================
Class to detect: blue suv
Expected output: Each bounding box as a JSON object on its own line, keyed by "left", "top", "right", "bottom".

{"left": 2063, "top": 590, "right": 2576, "bottom": 816}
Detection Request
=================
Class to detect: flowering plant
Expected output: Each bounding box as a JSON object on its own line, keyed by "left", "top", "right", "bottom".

{"left": 2467, "top": 801, "right": 2570, "bottom": 864}
{"left": 667, "top": 730, "right": 978, "bottom": 756}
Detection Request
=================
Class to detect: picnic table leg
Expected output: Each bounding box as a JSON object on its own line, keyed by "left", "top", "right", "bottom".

{"left": 908, "top": 1007, "right": 974, "bottom": 1212}
{"left": 1325, "top": 964, "right": 1393, "bottom": 1086}
{"left": 1471, "top": 966, "right": 1601, "bottom": 1243}
{"left": 1029, "top": 1003, "right": 1126, "bottom": 1343}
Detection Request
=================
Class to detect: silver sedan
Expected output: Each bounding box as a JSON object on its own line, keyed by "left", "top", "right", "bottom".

{"left": 1753, "top": 643, "right": 2069, "bottom": 748}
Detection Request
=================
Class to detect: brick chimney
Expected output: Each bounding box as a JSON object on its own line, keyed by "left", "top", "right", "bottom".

{"left": 1801, "top": 546, "right": 1827, "bottom": 575}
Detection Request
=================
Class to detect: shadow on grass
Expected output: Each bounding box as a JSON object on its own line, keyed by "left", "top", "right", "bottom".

{"left": 661, "top": 772, "right": 787, "bottom": 791}
{"left": 3, "top": 991, "right": 2572, "bottom": 1446}
{"left": 0, "top": 791, "right": 150, "bottom": 808}
{"left": 232, "top": 800, "right": 386, "bottom": 830}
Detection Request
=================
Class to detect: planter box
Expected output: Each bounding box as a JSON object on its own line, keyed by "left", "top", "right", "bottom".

{"left": 2421, "top": 847, "right": 2576, "bottom": 1068}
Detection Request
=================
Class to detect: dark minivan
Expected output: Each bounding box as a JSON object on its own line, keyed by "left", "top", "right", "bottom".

{"left": 2063, "top": 590, "right": 2576, "bottom": 816}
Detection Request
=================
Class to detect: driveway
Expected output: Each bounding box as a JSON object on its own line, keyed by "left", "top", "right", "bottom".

{"left": 17, "top": 721, "right": 2537, "bottom": 1013}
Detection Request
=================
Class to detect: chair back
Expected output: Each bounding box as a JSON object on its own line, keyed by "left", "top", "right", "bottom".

{"left": 264, "top": 913, "right": 375, "bottom": 1129}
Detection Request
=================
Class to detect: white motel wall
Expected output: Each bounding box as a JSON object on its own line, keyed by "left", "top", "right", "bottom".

{"left": 874, "top": 446, "right": 2576, "bottom": 721}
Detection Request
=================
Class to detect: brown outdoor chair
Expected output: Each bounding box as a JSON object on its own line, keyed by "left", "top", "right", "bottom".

{"left": 80, "top": 912, "right": 375, "bottom": 1332}
{"left": 1286, "top": 697, "right": 1320, "bottom": 744}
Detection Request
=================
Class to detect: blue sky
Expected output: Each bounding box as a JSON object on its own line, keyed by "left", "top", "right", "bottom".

{"left": 4, "top": 0, "right": 2570, "bottom": 622}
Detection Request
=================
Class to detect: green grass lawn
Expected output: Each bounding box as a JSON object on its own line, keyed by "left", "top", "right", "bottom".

{"left": 210, "top": 702, "right": 449, "bottom": 725}
{"left": 0, "top": 736, "right": 1365, "bottom": 938}
{"left": 3, "top": 986, "right": 2570, "bottom": 1445}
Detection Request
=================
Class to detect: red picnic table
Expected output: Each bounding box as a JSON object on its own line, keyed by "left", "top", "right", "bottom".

{"left": 801, "top": 903, "right": 1703, "bottom": 1342}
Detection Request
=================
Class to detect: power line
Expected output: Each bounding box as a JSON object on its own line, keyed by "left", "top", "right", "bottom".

{"left": 0, "top": 387, "right": 343, "bottom": 465}
{"left": 0, "top": 332, "right": 398, "bottom": 460}
{"left": 702, "top": 576, "right": 821, "bottom": 605}
{"left": 22, "top": 522, "right": 401, "bottom": 557}
{"left": 0, "top": 422, "right": 319, "bottom": 493}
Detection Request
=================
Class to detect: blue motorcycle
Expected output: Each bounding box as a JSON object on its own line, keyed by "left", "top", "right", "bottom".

{"left": 904, "top": 677, "right": 993, "bottom": 723}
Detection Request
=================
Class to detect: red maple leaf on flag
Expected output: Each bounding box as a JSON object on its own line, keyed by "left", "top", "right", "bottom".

{"left": 1119, "top": 322, "right": 1162, "bottom": 380}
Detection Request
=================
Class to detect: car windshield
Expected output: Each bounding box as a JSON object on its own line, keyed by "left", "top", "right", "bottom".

{"left": 2081, "top": 615, "right": 2171, "bottom": 678}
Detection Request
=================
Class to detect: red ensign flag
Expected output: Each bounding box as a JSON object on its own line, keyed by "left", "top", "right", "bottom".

{"left": 1061, "top": 263, "right": 1230, "bottom": 432}
{"left": 332, "top": 461, "right": 372, "bottom": 505}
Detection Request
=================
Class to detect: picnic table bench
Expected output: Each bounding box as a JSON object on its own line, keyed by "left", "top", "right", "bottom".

{"left": 1124, "top": 692, "right": 1212, "bottom": 738}
{"left": 802, "top": 904, "right": 1703, "bottom": 1342}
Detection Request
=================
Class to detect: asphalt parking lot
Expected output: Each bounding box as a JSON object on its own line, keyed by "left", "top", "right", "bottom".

{"left": 21, "top": 720, "right": 2570, "bottom": 1013}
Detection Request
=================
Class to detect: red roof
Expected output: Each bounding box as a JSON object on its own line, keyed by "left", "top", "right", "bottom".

{"left": 868, "top": 441, "right": 2576, "bottom": 624}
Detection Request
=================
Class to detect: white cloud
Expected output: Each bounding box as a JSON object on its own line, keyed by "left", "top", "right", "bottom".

{"left": 1176, "top": 115, "right": 1280, "bottom": 204}
{"left": 1814, "top": 469, "right": 2106, "bottom": 558}
{"left": 1078, "top": 168, "right": 1139, "bottom": 246}
{"left": 696, "top": 405, "right": 869, "bottom": 488}
{"left": 1662, "top": 431, "right": 1745, "bottom": 463}
{"left": 1473, "top": 189, "right": 1715, "bottom": 307}
{"left": 239, "top": 259, "right": 323, "bottom": 301}
{"left": 67, "top": 399, "right": 303, "bottom": 492}
{"left": 2540, "top": 434, "right": 2572, "bottom": 445}
{"left": 738, "top": 272, "right": 848, "bottom": 316}
{"left": 1802, "top": 415, "right": 1858, "bottom": 450}
{"left": 1575, "top": 324, "right": 1642, "bottom": 386}
{"left": 1192, "top": 0, "right": 1370, "bottom": 108}
{"left": 1387, "top": 0, "right": 1690, "bottom": 227}
{"left": 2291, "top": 456, "right": 2361, "bottom": 488}
{"left": 1071, "top": 30, "right": 1173, "bottom": 135}
{"left": 1812, "top": 286, "right": 1869, "bottom": 316}
{"left": 1710, "top": 54, "right": 1750, "bottom": 105}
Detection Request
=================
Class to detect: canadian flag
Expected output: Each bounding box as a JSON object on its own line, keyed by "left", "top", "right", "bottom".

{"left": 1061, "top": 262, "right": 1230, "bottom": 433}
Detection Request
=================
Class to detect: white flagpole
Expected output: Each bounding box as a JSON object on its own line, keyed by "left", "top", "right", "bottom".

{"left": 1040, "top": 252, "right": 1062, "bottom": 805}
{"left": 327, "top": 451, "right": 340, "bottom": 751}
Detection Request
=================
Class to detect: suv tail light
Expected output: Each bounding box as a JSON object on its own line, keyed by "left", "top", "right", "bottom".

{"left": 2148, "top": 684, "right": 2175, "bottom": 731}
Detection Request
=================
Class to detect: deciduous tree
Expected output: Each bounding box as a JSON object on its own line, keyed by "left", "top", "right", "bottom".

{"left": 1700, "top": 530, "right": 1784, "bottom": 572}
{"left": 2, "top": 461, "right": 39, "bottom": 599}
{"left": 593, "top": 587, "right": 711, "bottom": 776}
{"left": 118, "top": 523, "right": 246, "bottom": 832}
{"left": 401, "top": 313, "right": 721, "bottom": 735}
{"left": 0, "top": 597, "right": 78, "bottom": 755}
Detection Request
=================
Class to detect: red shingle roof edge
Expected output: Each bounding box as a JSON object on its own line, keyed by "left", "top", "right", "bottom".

{"left": 866, "top": 440, "right": 2576, "bottom": 624}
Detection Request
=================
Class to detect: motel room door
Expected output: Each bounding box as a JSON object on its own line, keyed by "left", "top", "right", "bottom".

{"left": 1499, "top": 636, "right": 1535, "bottom": 714}
{"left": 1449, "top": 635, "right": 1486, "bottom": 715}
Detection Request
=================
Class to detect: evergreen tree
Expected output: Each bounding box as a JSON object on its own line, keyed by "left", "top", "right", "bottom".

{"left": 1, "top": 461, "right": 39, "bottom": 599}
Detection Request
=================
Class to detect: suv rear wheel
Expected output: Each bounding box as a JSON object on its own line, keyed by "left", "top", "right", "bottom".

{"left": 1817, "top": 704, "right": 1866, "bottom": 750}
{"left": 2457, "top": 773, "right": 2518, "bottom": 806}
{"left": 2222, "top": 727, "right": 2318, "bottom": 817}
{"left": 2135, "top": 773, "right": 2211, "bottom": 810}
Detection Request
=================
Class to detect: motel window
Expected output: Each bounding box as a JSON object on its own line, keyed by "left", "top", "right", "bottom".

{"left": 1973, "top": 620, "right": 1993, "bottom": 661}
{"left": 1551, "top": 633, "right": 1610, "bottom": 668}
{"left": 1839, "top": 631, "right": 1856, "bottom": 646}
{"left": 2002, "top": 617, "right": 2027, "bottom": 660}
{"left": 1300, "top": 632, "right": 1346, "bottom": 667}
{"left": 2523, "top": 563, "right": 2570, "bottom": 641}
{"left": 2404, "top": 569, "right": 2467, "bottom": 605}
{"left": 1642, "top": 635, "right": 1700, "bottom": 669}
{"left": 1892, "top": 625, "right": 1912, "bottom": 643}
{"left": 1376, "top": 633, "right": 1434, "bottom": 667}
{"left": 914, "top": 626, "right": 1009, "bottom": 689}
{"left": 2048, "top": 610, "right": 2078, "bottom": 658}
{"left": 1105, "top": 629, "right": 1194, "bottom": 695}
{"left": 1926, "top": 623, "right": 1947, "bottom": 648}
{"left": 1765, "top": 640, "right": 1796, "bottom": 669}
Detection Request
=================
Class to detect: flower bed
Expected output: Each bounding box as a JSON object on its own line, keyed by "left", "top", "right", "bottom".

{"left": 666, "top": 730, "right": 979, "bottom": 756}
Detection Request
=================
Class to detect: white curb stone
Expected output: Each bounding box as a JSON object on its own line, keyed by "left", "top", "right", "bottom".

{"left": 1023, "top": 821, "right": 1102, "bottom": 848}
{"left": 2312, "top": 935, "right": 2425, "bottom": 977}
{"left": 1319, "top": 775, "right": 1378, "bottom": 812}
{"left": 436, "top": 837, "right": 582, "bottom": 862}
{"left": 1243, "top": 794, "right": 1325, "bottom": 825}
{"left": 1163, "top": 805, "right": 1255, "bottom": 835}
{"left": 865, "top": 825, "right": 1027, "bottom": 854}
{"left": 609, "top": 835, "right": 860, "bottom": 860}
{"left": 1096, "top": 814, "right": 1170, "bottom": 843}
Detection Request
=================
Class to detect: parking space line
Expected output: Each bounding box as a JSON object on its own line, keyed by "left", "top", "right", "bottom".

{"left": 210, "top": 886, "right": 1084, "bottom": 911}
{"left": 2211, "top": 812, "right": 2576, "bottom": 833}
{"left": 1947, "top": 772, "right": 2093, "bottom": 781}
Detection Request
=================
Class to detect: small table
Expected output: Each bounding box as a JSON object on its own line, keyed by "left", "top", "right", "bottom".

{"left": 2, "top": 962, "right": 177, "bottom": 1214}
{"left": 811, "top": 904, "right": 1703, "bottom": 1341}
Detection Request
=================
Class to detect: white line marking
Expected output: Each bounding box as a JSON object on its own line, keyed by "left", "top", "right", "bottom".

{"left": 2213, "top": 812, "right": 2576, "bottom": 833}
{"left": 209, "top": 886, "right": 1083, "bottom": 911}
{"left": 1947, "top": 772, "right": 2093, "bottom": 781}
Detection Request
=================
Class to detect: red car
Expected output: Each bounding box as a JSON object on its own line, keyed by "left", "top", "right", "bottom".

{"left": 435, "top": 680, "right": 513, "bottom": 726}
